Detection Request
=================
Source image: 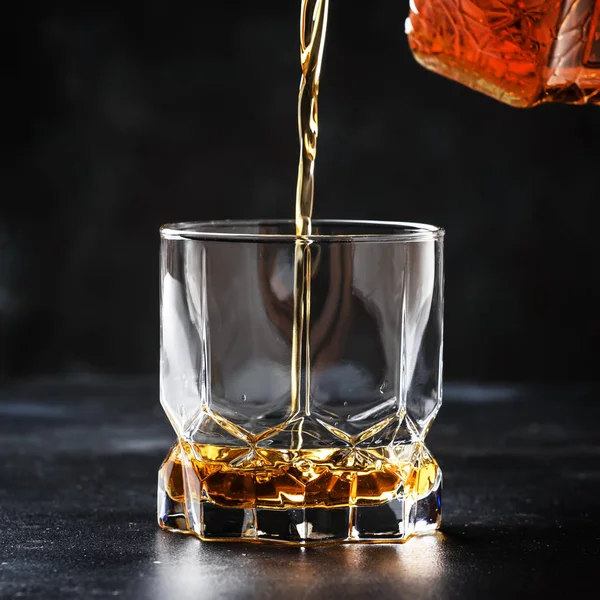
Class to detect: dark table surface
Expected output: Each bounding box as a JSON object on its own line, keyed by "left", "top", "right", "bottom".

{"left": 1, "top": 378, "right": 599, "bottom": 599}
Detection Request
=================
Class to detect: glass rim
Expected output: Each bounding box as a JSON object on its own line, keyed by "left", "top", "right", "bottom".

{"left": 160, "top": 219, "right": 444, "bottom": 243}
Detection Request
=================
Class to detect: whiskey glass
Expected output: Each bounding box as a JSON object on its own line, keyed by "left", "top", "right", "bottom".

{"left": 158, "top": 220, "right": 444, "bottom": 544}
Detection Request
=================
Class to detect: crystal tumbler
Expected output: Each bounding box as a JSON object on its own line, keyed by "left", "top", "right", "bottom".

{"left": 158, "top": 220, "right": 444, "bottom": 544}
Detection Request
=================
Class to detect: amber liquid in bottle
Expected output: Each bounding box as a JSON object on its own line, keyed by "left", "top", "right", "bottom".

{"left": 159, "top": 0, "right": 441, "bottom": 516}
{"left": 407, "top": 0, "right": 600, "bottom": 106}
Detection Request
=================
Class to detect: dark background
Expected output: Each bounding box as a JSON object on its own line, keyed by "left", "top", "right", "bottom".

{"left": 4, "top": 1, "right": 600, "bottom": 383}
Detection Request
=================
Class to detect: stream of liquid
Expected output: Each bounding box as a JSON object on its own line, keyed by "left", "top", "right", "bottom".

{"left": 290, "top": 0, "right": 329, "bottom": 429}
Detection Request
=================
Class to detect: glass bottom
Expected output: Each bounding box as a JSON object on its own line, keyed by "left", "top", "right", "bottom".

{"left": 157, "top": 450, "right": 442, "bottom": 545}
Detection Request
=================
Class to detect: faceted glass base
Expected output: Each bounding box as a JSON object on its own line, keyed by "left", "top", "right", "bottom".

{"left": 157, "top": 447, "right": 442, "bottom": 545}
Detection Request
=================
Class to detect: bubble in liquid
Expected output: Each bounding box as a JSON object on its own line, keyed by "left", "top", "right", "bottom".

{"left": 343, "top": 401, "right": 348, "bottom": 406}
{"left": 241, "top": 394, "right": 247, "bottom": 402}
